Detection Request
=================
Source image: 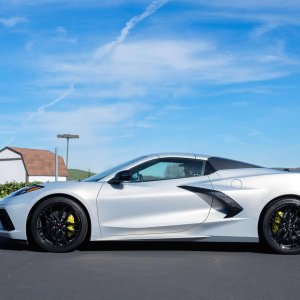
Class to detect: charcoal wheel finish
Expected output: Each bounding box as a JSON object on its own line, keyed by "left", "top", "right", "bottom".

{"left": 30, "top": 197, "right": 88, "bottom": 253}
{"left": 262, "top": 198, "right": 300, "bottom": 254}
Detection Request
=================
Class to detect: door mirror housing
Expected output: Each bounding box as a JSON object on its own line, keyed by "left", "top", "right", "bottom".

{"left": 108, "top": 170, "right": 131, "bottom": 184}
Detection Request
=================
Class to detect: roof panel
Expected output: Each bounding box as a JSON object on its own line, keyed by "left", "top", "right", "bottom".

{"left": 8, "top": 147, "right": 68, "bottom": 177}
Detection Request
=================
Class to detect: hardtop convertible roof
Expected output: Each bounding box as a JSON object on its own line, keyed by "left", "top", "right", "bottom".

{"left": 152, "top": 153, "right": 262, "bottom": 174}
{"left": 205, "top": 156, "right": 261, "bottom": 174}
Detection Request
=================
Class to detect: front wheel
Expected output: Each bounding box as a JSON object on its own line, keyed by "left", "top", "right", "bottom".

{"left": 261, "top": 198, "right": 300, "bottom": 254}
{"left": 30, "top": 197, "right": 88, "bottom": 253}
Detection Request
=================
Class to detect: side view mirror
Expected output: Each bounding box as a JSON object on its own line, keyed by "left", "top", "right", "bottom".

{"left": 108, "top": 170, "right": 131, "bottom": 184}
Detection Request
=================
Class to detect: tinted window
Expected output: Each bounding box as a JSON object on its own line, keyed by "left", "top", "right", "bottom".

{"left": 130, "top": 158, "right": 205, "bottom": 182}
{"left": 83, "top": 156, "right": 147, "bottom": 182}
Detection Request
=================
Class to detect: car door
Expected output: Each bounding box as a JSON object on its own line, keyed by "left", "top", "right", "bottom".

{"left": 97, "top": 157, "right": 214, "bottom": 237}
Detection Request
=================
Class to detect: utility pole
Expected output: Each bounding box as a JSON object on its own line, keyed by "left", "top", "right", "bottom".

{"left": 57, "top": 134, "right": 79, "bottom": 169}
{"left": 55, "top": 147, "right": 58, "bottom": 182}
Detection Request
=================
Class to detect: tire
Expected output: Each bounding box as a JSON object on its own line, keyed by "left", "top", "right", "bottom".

{"left": 30, "top": 197, "right": 88, "bottom": 253}
{"left": 261, "top": 198, "right": 300, "bottom": 255}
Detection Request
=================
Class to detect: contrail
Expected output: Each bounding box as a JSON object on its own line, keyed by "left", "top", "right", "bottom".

{"left": 94, "top": 0, "right": 169, "bottom": 58}
{"left": 32, "top": 0, "right": 169, "bottom": 117}
{"left": 2, "top": 0, "right": 168, "bottom": 147}
{"left": 26, "top": 84, "right": 75, "bottom": 122}
{"left": 1, "top": 84, "right": 75, "bottom": 148}
{"left": 26, "top": 0, "right": 168, "bottom": 120}
{"left": 34, "top": 84, "right": 74, "bottom": 117}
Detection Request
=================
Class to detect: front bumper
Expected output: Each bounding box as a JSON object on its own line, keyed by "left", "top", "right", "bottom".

{"left": 0, "top": 209, "right": 15, "bottom": 231}
{"left": 0, "top": 193, "right": 35, "bottom": 241}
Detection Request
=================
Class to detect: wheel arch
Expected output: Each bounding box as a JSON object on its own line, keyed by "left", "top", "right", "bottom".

{"left": 26, "top": 193, "right": 92, "bottom": 243}
{"left": 257, "top": 194, "right": 300, "bottom": 238}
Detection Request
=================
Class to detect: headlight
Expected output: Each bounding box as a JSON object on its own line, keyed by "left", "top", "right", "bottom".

{"left": 8, "top": 185, "right": 44, "bottom": 198}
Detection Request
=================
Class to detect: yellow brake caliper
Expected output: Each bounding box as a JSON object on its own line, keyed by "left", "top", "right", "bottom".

{"left": 67, "top": 214, "right": 75, "bottom": 237}
{"left": 272, "top": 211, "right": 284, "bottom": 233}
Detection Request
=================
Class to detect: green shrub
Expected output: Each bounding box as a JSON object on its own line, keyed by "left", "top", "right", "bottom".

{"left": 0, "top": 182, "right": 41, "bottom": 199}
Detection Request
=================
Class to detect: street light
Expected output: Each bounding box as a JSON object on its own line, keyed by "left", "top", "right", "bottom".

{"left": 57, "top": 134, "right": 79, "bottom": 169}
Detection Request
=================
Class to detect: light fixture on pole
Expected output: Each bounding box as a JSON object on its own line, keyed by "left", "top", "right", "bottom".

{"left": 57, "top": 134, "right": 79, "bottom": 169}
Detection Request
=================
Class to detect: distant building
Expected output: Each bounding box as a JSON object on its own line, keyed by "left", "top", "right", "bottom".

{"left": 0, "top": 147, "right": 68, "bottom": 184}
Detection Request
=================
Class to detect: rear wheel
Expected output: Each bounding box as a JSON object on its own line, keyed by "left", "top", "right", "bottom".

{"left": 30, "top": 197, "right": 88, "bottom": 253}
{"left": 262, "top": 198, "right": 300, "bottom": 254}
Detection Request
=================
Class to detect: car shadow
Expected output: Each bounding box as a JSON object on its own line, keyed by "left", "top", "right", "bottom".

{"left": 0, "top": 237, "right": 29, "bottom": 251}
{"left": 78, "top": 241, "right": 268, "bottom": 253}
{"left": 0, "top": 237, "right": 270, "bottom": 254}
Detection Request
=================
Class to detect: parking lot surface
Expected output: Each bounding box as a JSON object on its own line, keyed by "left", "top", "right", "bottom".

{"left": 0, "top": 238, "right": 299, "bottom": 300}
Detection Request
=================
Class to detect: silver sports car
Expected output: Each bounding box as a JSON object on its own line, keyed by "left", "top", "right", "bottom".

{"left": 1, "top": 153, "right": 300, "bottom": 254}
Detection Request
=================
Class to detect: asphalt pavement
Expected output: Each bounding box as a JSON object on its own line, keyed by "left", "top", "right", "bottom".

{"left": 0, "top": 238, "right": 299, "bottom": 300}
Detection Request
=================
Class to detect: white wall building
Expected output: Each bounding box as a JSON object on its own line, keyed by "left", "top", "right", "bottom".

{"left": 0, "top": 147, "right": 68, "bottom": 184}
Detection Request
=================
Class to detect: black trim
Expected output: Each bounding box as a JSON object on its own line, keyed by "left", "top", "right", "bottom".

{"left": 206, "top": 157, "right": 261, "bottom": 174}
{"left": 0, "top": 158, "right": 22, "bottom": 161}
{"left": 0, "top": 209, "right": 15, "bottom": 231}
{"left": 178, "top": 185, "right": 243, "bottom": 218}
{"left": 204, "top": 161, "right": 216, "bottom": 175}
{"left": 7, "top": 184, "right": 44, "bottom": 198}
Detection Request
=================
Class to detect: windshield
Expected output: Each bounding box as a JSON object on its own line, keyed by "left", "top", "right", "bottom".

{"left": 83, "top": 156, "right": 147, "bottom": 182}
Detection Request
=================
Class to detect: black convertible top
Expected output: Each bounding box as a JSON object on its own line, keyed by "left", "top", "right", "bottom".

{"left": 204, "top": 157, "right": 261, "bottom": 175}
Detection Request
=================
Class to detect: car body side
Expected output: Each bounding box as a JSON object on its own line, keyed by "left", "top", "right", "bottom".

{"left": 1, "top": 154, "right": 300, "bottom": 244}
{"left": 200, "top": 169, "right": 300, "bottom": 242}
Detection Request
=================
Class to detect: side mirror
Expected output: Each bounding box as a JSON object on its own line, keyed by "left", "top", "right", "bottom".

{"left": 108, "top": 170, "right": 131, "bottom": 184}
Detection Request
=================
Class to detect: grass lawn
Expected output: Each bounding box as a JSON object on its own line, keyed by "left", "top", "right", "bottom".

{"left": 67, "top": 169, "right": 95, "bottom": 181}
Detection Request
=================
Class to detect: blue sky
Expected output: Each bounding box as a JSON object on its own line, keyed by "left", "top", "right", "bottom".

{"left": 0, "top": 0, "right": 300, "bottom": 171}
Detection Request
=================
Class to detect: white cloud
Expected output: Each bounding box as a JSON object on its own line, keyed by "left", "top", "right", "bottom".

{"left": 223, "top": 134, "right": 247, "bottom": 148}
{"left": 178, "top": 2, "right": 300, "bottom": 39}
{"left": 189, "top": 11, "right": 300, "bottom": 38}
{"left": 112, "top": 40, "right": 213, "bottom": 71}
{"left": 20, "top": 0, "right": 168, "bottom": 124}
{"left": 56, "top": 26, "right": 66, "bottom": 34}
{"left": 36, "top": 38, "right": 294, "bottom": 92}
{"left": 0, "top": 0, "right": 149, "bottom": 7}
{"left": 2, "top": 0, "right": 166, "bottom": 154}
{"left": 232, "top": 101, "right": 250, "bottom": 107}
{"left": 248, "top": 130, "right": 261, "bottom": 137}
{"left": 251, "top": 22, "right": 280, "bottom": 38}
{"left": 0, "top": 16, "right": 27, "bottom": 27}
{"left": 20, "top": 103, "right": 149, "bottom": 152}
{"left": 186, "top": 0, "right": 300, "bottom": 9}
{"left": 54, "top": 26, "right": 77, "bottom": 44}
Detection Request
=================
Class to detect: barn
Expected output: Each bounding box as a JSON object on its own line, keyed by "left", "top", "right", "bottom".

{"left": 0, "top": 147, "right": 68, "bottom": 184}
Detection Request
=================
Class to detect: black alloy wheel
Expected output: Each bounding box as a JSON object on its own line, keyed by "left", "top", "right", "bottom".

{"left": 30, "top": 197, "right": 88, "bottom": 253}
{"left": 262, "top": 198, "right": 300, "bottom": 254}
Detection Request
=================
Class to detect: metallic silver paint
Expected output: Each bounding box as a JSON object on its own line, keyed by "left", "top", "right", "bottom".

{"left": 1, "top": 153, "right": 300, "bottom": 245}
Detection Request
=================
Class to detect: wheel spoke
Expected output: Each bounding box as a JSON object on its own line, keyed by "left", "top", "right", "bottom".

{"left": 270, "top": 216, "right": 281, "bottom": 224}
{"left": 39, "top": 212, "right": 55, "bottom": 223}
{"left": 61, "top": 211, "right": 69, "bottom": 222}
{"left": 275, "top": 227, "right": 284, "bottom": 238}
{"left": 45, "top": 206, "right": 53, "bottom": 214}
{"left": 36, "top": 224, "right": 52, "bottom": 231}
{"left": 42, "top": 229, "right": 55, "bottom": 242}
{"left": 292, "top": 229, "right": 300, "bottom": 242}
{"left": 288, "top": 230, "right": 294, "bottom": 245}
{"left": 62, "top": 232, "right": 70, "bottom": 246}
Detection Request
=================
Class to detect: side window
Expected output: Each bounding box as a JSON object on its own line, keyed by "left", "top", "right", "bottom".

{"left": 130, "top": 158, "right": 205, "bottom": 182}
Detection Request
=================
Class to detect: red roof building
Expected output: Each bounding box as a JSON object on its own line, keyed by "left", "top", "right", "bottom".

{"left": 0, "top": 147, "right": 68, "bottom": 184}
